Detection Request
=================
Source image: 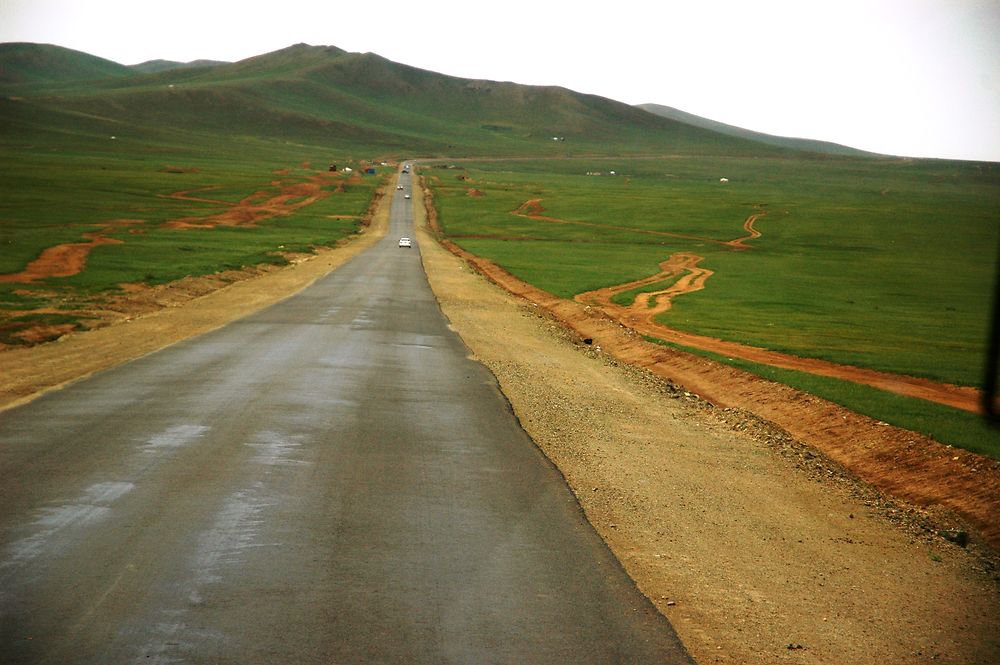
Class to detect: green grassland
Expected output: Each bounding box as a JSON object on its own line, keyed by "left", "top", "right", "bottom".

{"left": 0, "top": 136, "right": 383, "bottom": 345}
{"left": 428, "top": 157, "right": 1000, "bottom": 455}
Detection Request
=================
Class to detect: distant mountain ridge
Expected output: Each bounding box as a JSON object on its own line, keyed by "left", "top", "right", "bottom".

{"left": 638, "top": 103, "right": 869, "bottom": 156}
{"left": 129, "top": 58, "right": 230, "bottom": 74}
{"left": 0, "top": 41, "right": 871, "bottom": 159}
{"left": 0, "top": 42, "right": 131, "bottom": 84}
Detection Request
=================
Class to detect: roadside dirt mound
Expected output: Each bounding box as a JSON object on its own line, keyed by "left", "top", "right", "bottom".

{"left": 518, "top": 198, "right": 545, "bottom": 215}
{"left": 422, "top": 186, "right": 1000, "bottom": 549}
{"left": 467, "top": 188, "right": 485, "bottom": 197}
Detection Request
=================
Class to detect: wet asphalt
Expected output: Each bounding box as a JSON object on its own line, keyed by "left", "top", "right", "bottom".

{"left": 0, "top": 172, "right": 693, "bottom": 664}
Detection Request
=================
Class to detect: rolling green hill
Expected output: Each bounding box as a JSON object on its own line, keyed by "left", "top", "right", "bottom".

{"left": 0, "top": 42, "right": 791, "bottom": 158}
{"left": 638, "top": 103, "right": 873, "bottom": 156}
{"left": 0, "top": 42, "right": 132, "bottom": 85}
{"left": 128, "top": 58, "right": 229, "bottom": 74}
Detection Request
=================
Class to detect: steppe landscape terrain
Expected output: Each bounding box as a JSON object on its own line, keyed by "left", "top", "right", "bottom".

{"left": 2, "top": 42, "right": 998, "bottom": 663}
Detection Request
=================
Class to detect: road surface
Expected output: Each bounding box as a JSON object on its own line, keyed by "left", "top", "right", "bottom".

{"left": 0, "top": 171, "right": 692, "bottom": 664}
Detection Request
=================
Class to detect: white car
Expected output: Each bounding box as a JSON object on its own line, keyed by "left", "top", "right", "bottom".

{"left": 396, "top": 185, "right": 404, "bottom": 190}
{"left": 404, "top": 194, "right": 411, "bottom": 199}
{"left": 398, "top": 237, "right": 412, "bottom": 248}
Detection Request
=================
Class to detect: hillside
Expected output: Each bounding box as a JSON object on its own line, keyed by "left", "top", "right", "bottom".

{"left": 0, "top": 42, "right": 132, "bottom": 85}
{"left": 0, "top": 42, "right": 794, "bottom": 159}
{"left": 129, "top": 58, "right": 229, "bottom": 74}
{"left": 638, "top": 102, "right": 872, "bottom": 156}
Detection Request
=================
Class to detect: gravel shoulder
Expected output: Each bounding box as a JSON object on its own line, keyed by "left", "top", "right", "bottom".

{"left": 412, "top": 182, "right": 1000, "bottom": 664}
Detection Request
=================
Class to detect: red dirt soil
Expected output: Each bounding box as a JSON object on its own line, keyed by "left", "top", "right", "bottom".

{"left": 424, "top": 185, "right": 1000, "bottom": 550}
{"left": 0, "top": 173, "right": 344, "bottom": 287}
{"left": 0, "top": 233, "right": 122, "bottom": 284}
{"left": 164, "top": 173, "right": 337, "bottom": 229}
{"left": 575, "top": 259, "right": 981, "bottom": 413}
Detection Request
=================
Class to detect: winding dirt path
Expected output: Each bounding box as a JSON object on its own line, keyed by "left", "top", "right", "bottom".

{"left": 163, "top": 173, "right": 338, "bottom": 229}
{"left": 724, "top": 207, "right": 765, "bottom": 249}
{"left": 580, "top": 252, "right": 714, "bottom": 319}
{"left": 576, "top": 267, "right": 980, "bottom": 413}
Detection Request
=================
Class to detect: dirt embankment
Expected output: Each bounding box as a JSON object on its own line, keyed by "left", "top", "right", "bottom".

{"left": 415, "top": 180, "right": 999, "bottom": 665}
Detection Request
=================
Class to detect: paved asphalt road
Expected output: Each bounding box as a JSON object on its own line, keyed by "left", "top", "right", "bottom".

{"left": 0, "top": 172, "right": 693, "bottom": 664}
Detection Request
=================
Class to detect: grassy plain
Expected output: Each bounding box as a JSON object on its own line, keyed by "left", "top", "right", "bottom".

{"left": 427, "top": 157, "right": 1000, "bottom": 455}
{"left": 0, "top": 140, "right": 383, "bottom": 344}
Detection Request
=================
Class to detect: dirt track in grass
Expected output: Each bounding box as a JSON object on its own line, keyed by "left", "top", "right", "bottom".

{"left": 0, "top": 172, "right": 363, "bottom": 347}
{"left": 512, "top": 197, "right": 980, "bottom": 413}
{"left": 162, "top": 172, "right": 344, "bottom": 229}
{"left": 0, "top": 172, "right": 348, "bottom": 288}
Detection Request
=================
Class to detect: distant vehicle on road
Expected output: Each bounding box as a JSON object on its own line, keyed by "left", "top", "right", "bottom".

{"left": 396, "top": 185, "right": 404, "bottom": 190}
{"left": 398, "top": 237, "right": 412, "bottom": 248}
{"left": 404, "top": 194, "right": 411, "bottom": 199}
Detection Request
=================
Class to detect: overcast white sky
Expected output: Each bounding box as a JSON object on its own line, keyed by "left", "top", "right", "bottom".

{"left": 2, "top": 0, "right": 998, "bottom": 161}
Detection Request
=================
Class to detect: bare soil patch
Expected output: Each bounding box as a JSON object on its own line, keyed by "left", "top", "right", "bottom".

{"left": 0, "top": 172, "right": 369, "bottom": 348}
{"left": 0, "top": 233, "right": 122, "bottom": 284}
